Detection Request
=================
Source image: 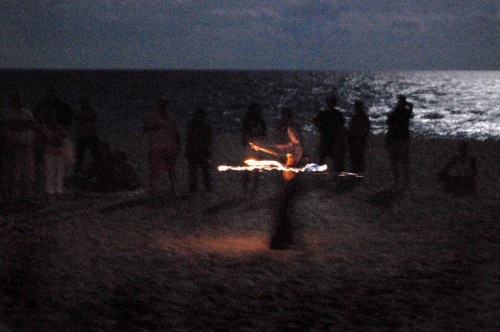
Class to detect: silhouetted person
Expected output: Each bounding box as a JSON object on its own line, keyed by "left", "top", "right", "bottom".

{"left": 33, "top": 86, "right": 74, "bottom": 190}
{"left": 185, "top": 108, "right": 213, "bottom": 192}
{"left": 385, "top": 94, "right": 413, "bottom": 189}
{"left": 437, "top": 141, "right": 477, "bottom": 195}
{"left": 74, "top": 96, "right": 98, "bottom": 174}
{"left": 241, "top": 102, "right": 267, "bottom": 191}
{"left": 314, "top": 95, "right": 347, "bottom": 172}
{"left": 0, "top": 93, "right": 37, "bottom": 200}
{"left": 348, "top": 100, "right": 370, "bottom": 173}
{"left": 39, "top": 102, "right": 68, "bottom": 198}
{"left": 144, "top": 96, "right": 180, "bottom": 196}
{"left": 33, "top": 85, "right": 74, "bottom": 130}
{"left": 84, "top": 148, "right": 140, "bottom": 192}
{"left": 275, "top": 107, "right": 301, "bottom": 144}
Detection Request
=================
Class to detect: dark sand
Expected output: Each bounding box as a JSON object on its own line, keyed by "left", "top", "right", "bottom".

{"left": 0, "top": 133, "right": 498, "bottom": 331}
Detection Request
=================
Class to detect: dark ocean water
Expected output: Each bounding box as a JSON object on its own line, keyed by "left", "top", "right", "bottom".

{"left": 1, "top": 69, "right": 499, "bottom": 139}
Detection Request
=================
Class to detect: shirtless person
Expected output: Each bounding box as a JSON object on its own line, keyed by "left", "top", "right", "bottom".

{"left": 144, "top": 96, "right": 180, "bottom": 196}
{"left": 250, "top": 108, "right": 304, "bottom": 249}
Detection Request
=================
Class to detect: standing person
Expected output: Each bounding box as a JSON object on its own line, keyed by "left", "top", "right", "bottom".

{"left": 385, "top": 94, "right": 413, "bottom": 189}
{"left": 250, "top": 113, "right": 304, "bottom": 250}
{"left": 33, "top": 86, "right": 74, "bottom": 190}
{"left": 40, "top": 104, "right": 68, "bottom": 198}
{"left": 185, "top": 108, "right": 213, "bottom": 192}
{"left": 347, "top": 100, "right": 371, "bottom": 174}
{"left": 0, "top": 93, "right": 37, "bottom": 200}
{"left": 33, "top": 85, "right": 74, "bottom": 130}
{"left": 313, "top": 95, "right": 347, "bottom": 172}
{"left": 144, "top": 96, "right": 180, "bottom": 196}
{"left": 74, "top": 95, "right": 99, "bottom": 174}
{"left": 275, "top": 107, "right": 301, "bottom": 145}
{"left": 241, "top": 102, "right": 267, "bottom": 191}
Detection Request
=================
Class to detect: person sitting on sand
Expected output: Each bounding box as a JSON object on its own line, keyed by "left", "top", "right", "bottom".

{"left": 144, "top": 96, "right": 180, "bottom": 196}
{"left": 110, "top": 150, "right": 141, "bottom": 191}
{"left": 185, "top": 108, "right": 213, "bottom": 192}
{"left": 437, "top": 141, "right": 477, "bottom": 195}
{"left": 79, "top": 139, "right": 114, "bottom": 192}
{"left": 0, "top": 93, "right": 37, "bottom": 200}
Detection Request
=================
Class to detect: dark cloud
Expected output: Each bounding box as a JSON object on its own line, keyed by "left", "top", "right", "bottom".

{"left": 1, "top": 0, "right": 498, "bottom": 69}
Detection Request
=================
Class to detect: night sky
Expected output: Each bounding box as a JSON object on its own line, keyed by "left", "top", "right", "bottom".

{"left": 1, "top": 0, "right": 499, "bottom": 70}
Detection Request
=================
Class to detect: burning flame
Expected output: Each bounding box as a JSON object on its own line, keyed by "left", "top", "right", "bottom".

{"left": 218, "top": 159, "right": 328, "bottom": 173}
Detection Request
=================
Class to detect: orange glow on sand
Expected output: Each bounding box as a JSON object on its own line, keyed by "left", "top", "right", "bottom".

{"left": 158, "top": 235, "right": 269, "bottom": 253}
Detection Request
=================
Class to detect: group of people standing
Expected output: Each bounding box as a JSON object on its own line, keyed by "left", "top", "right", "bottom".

{"left": 2, "top": 86, "right": 476, "bottom": 207}
{"left": 0, "top": 88, "right": 75, "bottom": 201}
{"left": 144, "top": 96, "right": 213, "bottom": 196}
{"left": 130, "top": 92, "right": 412, "bottom": 198}
{"left": 0, "top": 88, "right": 140, "bottom": 202}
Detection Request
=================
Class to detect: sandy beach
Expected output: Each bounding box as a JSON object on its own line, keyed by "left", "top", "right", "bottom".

{"left": 0, "top": 132, "right": 498, "bottom": 331}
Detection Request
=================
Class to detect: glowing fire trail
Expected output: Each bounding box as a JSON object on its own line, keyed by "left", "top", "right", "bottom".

{"left": 218, "top": 159, "right": 327, "bottom": 173}
{"left": 218, "top": 141, "right": 363, "bottom": 177}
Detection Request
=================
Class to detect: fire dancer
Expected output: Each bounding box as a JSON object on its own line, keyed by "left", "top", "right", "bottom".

{"left": 250, "top": 109, "right": 304, "bottom": 250}
{"left": 241, "top": 102, "right": 267, "bottom": 192}
{"left": 144, "top": 96, "right": 180, "bottom": 196}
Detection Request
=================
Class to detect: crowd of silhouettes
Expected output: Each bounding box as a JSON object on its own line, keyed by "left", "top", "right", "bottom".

{"left": 0, "top": 87, "right": 141, "bottom": 203}
{"left": 1, "top": 86, "right": 480, "bottom": 210}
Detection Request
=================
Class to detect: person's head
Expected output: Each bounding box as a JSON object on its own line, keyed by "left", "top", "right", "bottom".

{"left": 81, "top": 95, "right": 90, "bottom": 109}
{"left": 327, "top": 94, "right": 338, "bottom": 109}
{"left": 193, "top": 107, "right": 205, "bottom": 120}
{"left": 280, "top": 107, "right": 293, "bottom": 121}
{"left": 157, "top": 96, "right": 169, "bottom": 112}
{"left": 113, "top": 150, "right": 128, "bottom": 163}
{"left": 397, "top": 94, "right": 407, "bottom": 105}
{"left": 248, "top": 102, "right": 261, "bottom": 115}
{"left": 46, "top": 85, "right": 58, "bottom": 100}
{"left": 458, "top": 141, "right": 469, "bottom": 156}
{"left": 11, "top": 92, "right": 22, "bottom": 110}
{"left": 354, "top": 100, "right": 365, "bottom": 113}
